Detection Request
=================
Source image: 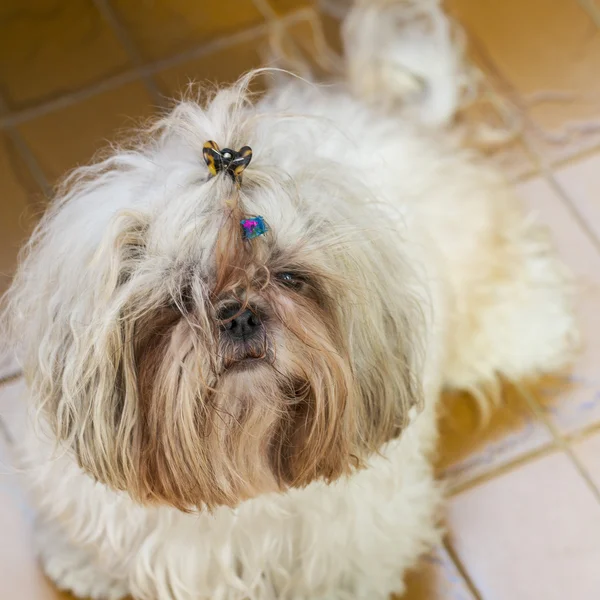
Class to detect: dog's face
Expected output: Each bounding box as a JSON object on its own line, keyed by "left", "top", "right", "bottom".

{"left": 3, "top": 95, "right": 423, "bottom": 511}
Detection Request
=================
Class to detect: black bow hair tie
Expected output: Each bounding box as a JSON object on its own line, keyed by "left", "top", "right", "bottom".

{"left": 202, "top": 140, "right": 252, "bottom": 183}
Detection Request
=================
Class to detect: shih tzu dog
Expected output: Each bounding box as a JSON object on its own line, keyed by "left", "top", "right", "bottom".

{"left": 1, "top": 1, "right": 577, "bottom": 599}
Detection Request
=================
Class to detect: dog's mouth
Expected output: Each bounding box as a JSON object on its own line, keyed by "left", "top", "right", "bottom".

{"left": 222, "top": 343, "right": 273, "bottom": 373}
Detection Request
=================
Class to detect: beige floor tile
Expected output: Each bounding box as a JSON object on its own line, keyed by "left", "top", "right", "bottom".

{"left": 554, "top": 153, "right": 600, "bottom": 242}
{"left": 0, "top": 0, "right": 130, "bottom": 110}
{"left": 18, "top": 82, "right": 157, "bottom": 183}
{"left": 0, "top": 133, "right": 42, "bottom": 294}
{"left": 447, "top": 451, "right": 600, "bottom": 600}
{"left": 0, "top": 379, "right": 76, "bottom": 600}
{"left": 437, "top": 385, "right": 553, "bottom": 490}
{"left": 400, "top": 545, "right": 476, "bottom": 600}
{"left": 112, "top": 0, "right": 263, "bottom": 62}
{"left": 573, "top": 430, "right": 600, "bottom": 490}
{"left": 0, "top": 397, "right": 58, "bottom": 600}
{"left": 0, "top": 473, "right": 61, "bottom": 600}
{"left": 156, "top": 36, "right": 268, "bottom": 100}
{"left": 449, "top": 0, "right": 600, "bottom": 163}
{"left": 516, "top": 177, "right": 600, "bottom": 433}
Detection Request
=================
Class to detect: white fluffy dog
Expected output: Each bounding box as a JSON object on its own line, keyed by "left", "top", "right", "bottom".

{"left": 1, "top": 1, "right": 577, "bottom": 598}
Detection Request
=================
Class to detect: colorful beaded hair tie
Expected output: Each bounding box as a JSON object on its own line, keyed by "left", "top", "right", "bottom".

{"left": 240, "top": 216, "right": 268, "bottom": 240}
{"left": 203, "top": 140, "right": 252, "bottom": 184}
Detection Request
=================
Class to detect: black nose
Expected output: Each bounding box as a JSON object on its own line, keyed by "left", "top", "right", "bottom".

{"left": 219, "top": 305, "right": 262, "bottom": 341}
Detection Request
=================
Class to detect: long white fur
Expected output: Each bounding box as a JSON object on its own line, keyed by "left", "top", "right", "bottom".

{"left": 1, "top": 1, "right": 577, "bottom": 598}
{"left": 343, "top": 0, "right": 478, "bottom": 125}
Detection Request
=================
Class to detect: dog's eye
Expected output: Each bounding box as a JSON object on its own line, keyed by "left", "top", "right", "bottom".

{"left": 276, "top": 272, "right": 307, "bottom": 291}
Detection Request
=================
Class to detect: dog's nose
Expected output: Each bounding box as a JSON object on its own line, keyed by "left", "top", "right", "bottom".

{"left": 219, "top": 305, "right": 262, "bottom": 341}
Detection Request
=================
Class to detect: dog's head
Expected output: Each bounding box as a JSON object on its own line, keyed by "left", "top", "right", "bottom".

{"left": 2, "top": 81, "right": 424, "bottom": 511}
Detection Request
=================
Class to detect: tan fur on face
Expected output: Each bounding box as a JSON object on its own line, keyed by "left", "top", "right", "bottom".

{"left": 123, "top": 192, "right": 364, "bottom": 510}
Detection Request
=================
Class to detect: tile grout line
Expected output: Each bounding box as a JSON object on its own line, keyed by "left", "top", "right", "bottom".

{"left": 546, "top": 139, "right": 600, "bottom": 173}
{"left": 0, "top": 94, "right": 51, "bottom": 200}
{"left": 460, "top": 22, "right": 600, "bottom": 264}
{"left": 445, "top": 441, "right": 558, "bottom": 497}
{"left": 517, "top": 116, "right": 600, "bottom": 251}
{"left": 0, "top": 23, "right": 243, "bottom": 128}
{"left": 3, "top": 127, "right": 52, "bottom": 200}
{"left": 509, "top": 164, "right": 540, "bottom": 185}
{"left": 565, "top": 420, "right": 600, "bottom": 444}
{"left": 0, "top": 415, "right": 14, "bottom": 446}
{"left": 518, "top": 384, "right": 600, "bottom": 504}
{"left": 457, "top": 18, "right": 600, "bottom": 205}
{"left": 0, "top": 372, "right": 20, "bottom": 447}
{"left": 519, "top": 133, "right": 600, "bottom": 257}
{"left": 251, "top": 0, "right": 321, "bottom": 78}
{"left": 546, "top": 169, "right": 600, "bottom": 254}
{"left": 578, "top": 0, "right": 600, "bottom": 27}
{"left": 91, "top": 0, "right": 165, "bottom": 108}
{"left": 0, "top": 8, "right": 316, "bottom": 131}
{"left": 461, "top": 11, "right": 600, "bottom": 255}
{"left": 437, "top": 405, "right": 562, "bottom": 597}
{"left": 0, "top": 371, "right": 22, "bottom": 387}
{"left": 442, "top": 538, "right": 485, "bottom": 600}
{"left": 0, "top": 68, "right": 148, "bottom": 129}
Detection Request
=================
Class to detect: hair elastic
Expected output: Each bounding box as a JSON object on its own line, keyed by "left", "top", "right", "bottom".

{"left": 203, "top": 140, "right": 252, "bottom": 184}
{"left": 240, "top": 216, "right": 268, "bottom": 240}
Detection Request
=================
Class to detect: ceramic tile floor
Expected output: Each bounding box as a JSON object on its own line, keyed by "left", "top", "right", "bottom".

{"left": 2, "top": 1, "right": 600, "bottom": 599}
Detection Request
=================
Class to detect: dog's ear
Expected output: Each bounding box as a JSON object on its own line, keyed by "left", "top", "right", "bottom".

{"left": 330, "top": 226, "right": 425, "bottom": 453}
{"left": 1, "top": 192, "right": 152, "bottom": 486}
{"left": 354, "top": 304, "right": 423, "bottom": 450}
